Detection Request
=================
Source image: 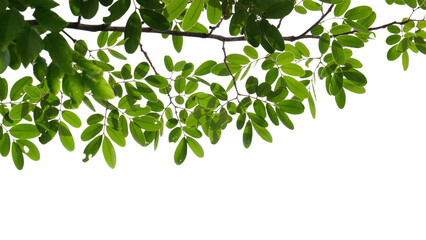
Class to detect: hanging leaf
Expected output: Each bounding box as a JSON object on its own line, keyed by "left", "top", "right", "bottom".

{"left": 140, "top": 9, "right": 170, "bottom": 31}
{"left": 124, "top": 12, "right": 142, "bottom": 53}
{"left": 58, "top": 122, "right": 75, "bottom": 151}
{"left": 102, "top": 136, "right": 117, "bottom": 168}
{"left": 174, "top": 137, "right": 187, "bottom": 165}
{"left": 182, "top": 0, "right": 204, "bottom": 31}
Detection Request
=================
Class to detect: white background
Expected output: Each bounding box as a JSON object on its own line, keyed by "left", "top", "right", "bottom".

{"left": 1, "top": 1, "right": 426, "bottom": 239}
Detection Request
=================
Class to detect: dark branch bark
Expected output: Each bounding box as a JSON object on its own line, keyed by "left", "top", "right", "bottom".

{"left": 26, "top": 19, "right": 317, "bottom": 42}
{"left": 26, "top": 18, "right": 425, "bottom": 43}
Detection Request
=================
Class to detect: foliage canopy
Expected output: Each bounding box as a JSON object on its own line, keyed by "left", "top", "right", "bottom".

{"left": 0, "top": 0, "right": 425, "bottom": 169}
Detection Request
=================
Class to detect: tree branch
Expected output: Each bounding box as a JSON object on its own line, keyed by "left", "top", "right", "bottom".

{"left": 26, "top": 18, "right": 426, "bottom": 43}
{"left": 26, "top": 20, "right": 317, "bottom": 42}
{"left": 297, "top": 4, "right": 335, "bottom": 38}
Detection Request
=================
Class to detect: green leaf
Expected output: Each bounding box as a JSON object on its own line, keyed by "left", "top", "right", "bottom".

{"left": 207, "top": 0, "right": 221, "bottom": 24}
{"left": 331, "top": 40, "right": 346, "bottom": 65}
{"left": 308, "top": 92, "right": 316, "bottom": 119}
{"left": 103, "top": 0, "right": 130, "bottom": 23}
{"left": 10, "top": 76, "right": 32, "bottom": 101}
{"left": 276, "top": 52, "right": 295, "bottom": 65}
{"left": 402, "top": 51, "right": 409, "bottom": 71}
{"left": 16, "top": 139, "right": 40, "bottom": 161}
{"left": 62, "top": 110, "right": 82, "bottom": 128}
{"left": 187, "top": 136, "right": 204, "bottom": 157}
{"left": 244, "top": 45, "right": 258, "bottom": 59}
{"left": 58, "top": 121, "right": 75, "bottom": 151}
{"left": 342, "top": 67, "right": 367, "bottom": 86}
{"left": 319, "top": 33, "right": 330, "bottom": 54}
{"left": 281, "top": 63, "right": 305, "bottom": 76}
{"left": 243, "top": 121, "right": 253, "bottom": 148}
{"left": 169, "top": 127, "right": 182, "bottom": 143}
{"left": 136, "top": 82, "right": 158, "bottom": 102}
{"left": 0, "top": 77, "right": 7, "bottom": 100}
{"left": 133, "top": 115, "right": 162, "bottom": 131}
{"left": 245, "top": 76, "right": 258, "bottom": 94}
{"left": 124, "top": 12, "right": 142, "bottom": 53}
{"left": 247, "top": 112, "right": 268, "bottom": 128}
{"left": 145, "top": 75, "right": 169, "bottom": 88}
{"left": 336, "top": 35, "right": 364, "bottom": 48}
{"left": 0, "top": 9, "right": 25, "bottom": 51}
{"left": 266, "top": 103, "right": 279, "bottom": 125}
{"left": 12, "top": 142, "right": 24, "bottom": 170}
{"left": 194, "top": 60, "right": 216, "bottom": 75}
{"left": 136, "top": 0, "right": 164, "bottom": 9}
{"left": 260, "top": 19, "right": 285, "bottom": 51}
{"left": 134, "top": 62, "right": 150, "bottom": 79}
{"left": 97, "top": 31, "right": 108, "bottom": 48}
{"left": 63, "top": 74, "right": 85, "bottom": 108}
{"left": 172, "top": 25, "right": 183, "bottom": 52}
{"left": 164, "top": 0, "right": 187, "bottom": 21}
{"left": 253, "top": 100, "right": 266, "bottom": 118}
{"left": 80, "top": 0, "right": 99, "bottom": 19}
{"left": 108, "top": 49, "right": 127, "bottom": 60}
{"left": 130, "top": 121, "right": 146, "bottom": 146}
{"left": 334, "top": 0, "right": 351, "bottom": 16}
{"left": 140, "top": 9, "right": 170, "bottom": 31}
{"left": 24, "top": 85, "right": 41, "bottom": 99}
{"left": 277, "top": 100, "right": 305, "bottom": 114}
{"left": 182, "top": 0, "right": 204, "bottom": 31}
{"left": 81, "top": 124, "right": 103, "bottom": 141}
{"left": 263, "top": 0, "right": 294, "bottom": 19}
{"left": 276, "top": 108, "right": 294, "bottom": 130}
{"left": 164, "top": 55, "right": 174, "bottom": 72}
{"left": 10, "top": 124, "right": 40, "bottom": 139}
{"left": 15, "top": 27, "right": 44, "bottom": 67}
{"left": 107, "top": 32, "right": 122, "bottom": 46}
{"left": 33, "top": 7, "right": 68, "bottom": 32}
{"left": 284, "top": 76, "right": 309, "bottom": 98}
{"left": 183, "top": 126, "right": 202, "bottom": 138}
{"left": 44, "top": 33, "right": 74, "bottom": 74}
{"left": 245, "top": 14, "right": 261, "bottom": 47}
{"left": 174, "top": 137, "right": 187, "bottom": 165}
{"left": 0, "top": 48, "right": 9, "bottom": 74}
{"left": 9, "top": 102, "right": 30, "bottom": 120}
{"left": 102, "top": 136, "right": 117, "bottom": 168}
{"left": 226, "top": 54, "right": 250, "bottom": 65}
{"left": 210, "top": 83, "right": 227, "bottom": 101}
{"left": 0, "top": 132, "right": 11, "bottom": 157}
{"left": 83, "top": 135, "right": 103, "bottom": 162}
{"left": 335, "top": 89, "right": 346, "bottom": 109}
{"left": 295, "top": 42, "right": 310, "bottom": 57}
{"left": 106, "top": 126, "right": 126, "bottom": 147}
{"left": 403, "top": 0, "right": 417, "bottom": 8}
{"left": 252, "top": 122, "right": 273, "bottom": 143}
{"left": 344, "top": 6, "right": 372, "bottom": 20}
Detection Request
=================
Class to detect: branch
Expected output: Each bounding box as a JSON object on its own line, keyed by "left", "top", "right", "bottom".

{"left": 333, "top": 19, "right": 419, "bottom": 37}
{"left": 297, "top": 4, "right": 335, "bottom": 38}
{"left": 26, "top": 20, "right": 317, "bottom": 42}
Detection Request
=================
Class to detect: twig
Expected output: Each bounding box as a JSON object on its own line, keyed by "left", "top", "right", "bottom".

{"left": 222, "top": 41, "right": 239, "bottom": 95}
{"left": 297, "top": 4, "right": 335, "bottom": 38}
{"left": 139, "top": 43, "right": 159, "bottom": 75}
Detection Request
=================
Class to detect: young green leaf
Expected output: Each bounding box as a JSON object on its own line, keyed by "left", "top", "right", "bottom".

{"left": 207, "top": 0, "right": 221, "bottom": 24}
{"left": 58, "top": 122, "right": 75, "bottom": 151}
{"left": 243, "top": 121, "right": 253, "bottom": 148}
{"left": 174, "top": 137, "right": 187, "bottom": 165}
{"left": 102, "top": 136, "right": 116, "bottom": 168}
{"left": 12, "top": 142, "right": 24, "bottom": 170}
{"left": 284, "top": 76, "right": 309, "bottom": 99}
{"left": 9, "top": 124, "right": 40, "bottom": 139}
{"left": 182, "top": 0, "right": 204, "bottom": 31}
{"left": 187, "top": 136, "right": 204, "bottom": 157}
